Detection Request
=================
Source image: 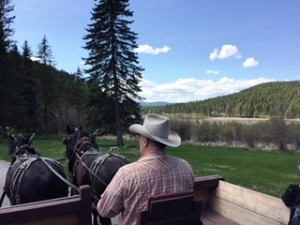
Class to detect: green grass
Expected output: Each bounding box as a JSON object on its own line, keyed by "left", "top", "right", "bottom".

{"left": 0, "top": 135, "right": 298, "bottom": 198}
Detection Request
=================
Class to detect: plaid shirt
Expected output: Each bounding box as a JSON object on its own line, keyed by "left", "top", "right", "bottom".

{"left": 97, "top": 151, "right": 194, "bottom": 225}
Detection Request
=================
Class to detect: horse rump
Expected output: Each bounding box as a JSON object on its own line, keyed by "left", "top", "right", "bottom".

{"left": 5, "top": 157, "right": 69, "bottom": 205}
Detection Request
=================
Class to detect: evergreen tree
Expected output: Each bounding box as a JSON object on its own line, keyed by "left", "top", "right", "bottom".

{"left": 37, "top": 35, "right": 56, "bottom": 136}
{"left": 21, "top": 40, "right": 38, "bottom": 132}
{"left": 7, "top": 43, "right": 23, "bottom": 128}
{"left": 71, "top": 68, "right": 87, "bottom": 125}
{"left": 83, "top": 0, "right": 143, "bottom": 146}
{"left": 0, "top": 0, "right": 14, "bottom": 52}
{"left": 0, "top": 0, "right": 15, "bottom": 134}
{"left": 55, "top": 69, "right": 87, "bottom": 130}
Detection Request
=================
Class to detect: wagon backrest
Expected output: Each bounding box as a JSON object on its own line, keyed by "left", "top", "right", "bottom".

{"left": 0, "top": 185, "right": 91, "bottom": 225}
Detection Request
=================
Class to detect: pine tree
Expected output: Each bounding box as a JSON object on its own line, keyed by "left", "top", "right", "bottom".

{"left": 7, "top": 43, "right": 23, "bottom": 128}
{"left": 37, "top": 35, "right": 56, "bottom": 136}
{"left": 0, "top": 0, "right": 15, "bottom": 134}
{"left": 21, "top": 40, "right": 38, "bottom": 132}
{"left": 0, "top": 0, "right": 14, "bottom": 52}
{"left": 83, "top": 0, "right": 143, "bottom": 146}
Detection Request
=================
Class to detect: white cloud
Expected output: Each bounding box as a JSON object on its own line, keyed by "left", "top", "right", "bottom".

{"left": 206, "top": 70, "right": 220, "bottom": 75}
{"left": 30, "top": 56, "right": 42, "bottom": 62}
{"left": 134, "top": 44, "right": 171, "bottom": 55}
{"left": 209, "top": 45, "right": 241, "bottom": 60}
{"left": 140, "top": 77, "right": 274, "bottom": 103}
{"left": 243, "top": 57, "right": 259, "bottom": 68}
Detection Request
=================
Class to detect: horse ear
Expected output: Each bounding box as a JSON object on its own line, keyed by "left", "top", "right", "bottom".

{"left": 26, "top": 134, "right": 33, "bottom": 144}
{"left": 10, "top": 134, "right": 16, "bottom": 141}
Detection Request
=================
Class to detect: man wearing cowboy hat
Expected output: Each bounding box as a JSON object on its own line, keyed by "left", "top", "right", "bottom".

{"left": 97, "top": 114, "right": 194, "bottom": 225}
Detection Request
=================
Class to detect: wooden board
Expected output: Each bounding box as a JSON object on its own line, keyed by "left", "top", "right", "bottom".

{"left": 0, "top": 185, "right": 92, "bottom": 225}
{"left": 209, "top": 181, "right": 290, "bottom": 225}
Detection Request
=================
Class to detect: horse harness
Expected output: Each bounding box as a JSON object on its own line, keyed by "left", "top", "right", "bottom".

{"left": 6, "top": 156, "right": 65, "bottom": 205}
{"left": 69, "top": 138, "right": 128, "bottom": 202}
{"left": 70, "top": 147, "right": 110, "bottom": 187}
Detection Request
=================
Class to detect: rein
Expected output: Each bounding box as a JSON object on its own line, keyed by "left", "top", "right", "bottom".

{"left": 0, "top": 145, "right": 80, "bottom": 207}
{"left": 69, "top": 138, "right": 90, "bottom": 167}
{"left": 37, "top": 155, "right": 80, "bottom": 194}
{"left": 0, "top": 145, "right": 35, "bottom": 207}
{"left": 71, "top": 139, "right": 109, "bottom": 187}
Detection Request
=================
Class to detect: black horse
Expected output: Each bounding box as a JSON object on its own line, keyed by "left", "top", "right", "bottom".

{"left": 3, "top": 134, "right": 69, "bottom": 205}
{"left": 63, "top": 126, "right": 129, "bottom": 225}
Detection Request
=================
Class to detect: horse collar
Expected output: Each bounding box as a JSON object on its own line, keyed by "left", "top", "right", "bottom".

{"left": 13, "top": 144, "right": 34, "bottom": 157}
{"left": 69, "top": 137, "right": 92, "bottom": 169}
{"left": 75, "top": 138, "right": 92, "bottom": 153}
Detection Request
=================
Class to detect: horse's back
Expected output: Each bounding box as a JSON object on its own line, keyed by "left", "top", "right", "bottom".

{"left": 89, "top": 153, "right": 129, "bottom": 198}
{"left": 6, "top": 157, "right": 68, "bottom": 205}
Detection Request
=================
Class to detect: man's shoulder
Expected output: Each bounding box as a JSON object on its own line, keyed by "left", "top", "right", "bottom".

{"left": 167, "top": 155, "right": 190, "bottom": 165}
{"left": 118, "top": 161, "right": 143, "bottom": 172}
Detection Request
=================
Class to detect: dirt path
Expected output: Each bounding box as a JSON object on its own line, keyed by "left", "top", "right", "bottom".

{"left": 0, "top": 160, "right": 10, "bottom": 207}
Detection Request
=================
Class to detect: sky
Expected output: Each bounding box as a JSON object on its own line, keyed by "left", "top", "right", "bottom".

{"left": 12, "top": 0, "right": 300, "bottom": 103}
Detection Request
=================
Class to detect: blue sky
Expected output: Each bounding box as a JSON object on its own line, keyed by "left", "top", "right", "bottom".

{"left": 12, "top": 0, "right": 300, "bottom": 103}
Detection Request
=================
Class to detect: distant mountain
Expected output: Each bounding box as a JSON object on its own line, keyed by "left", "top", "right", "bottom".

{"left": 142, "top": 81, "right": 300, "bottom": 118}
{"left": 139, "top": 101, "right": 170, "bottom": 107}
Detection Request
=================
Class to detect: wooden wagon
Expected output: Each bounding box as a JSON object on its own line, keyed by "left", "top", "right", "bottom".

{"left": 194, "top": 175, "right": 290, "bottom": 225}
{"left": 0, "top": 185, "right": 92, "bottom": 225}
{"left": 0, "top": 176, "right": 291, "bottom": 225}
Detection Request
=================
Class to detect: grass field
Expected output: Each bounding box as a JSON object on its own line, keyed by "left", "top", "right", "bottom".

{"left": 0, "top": 135, "right": 299, "bottom": 198}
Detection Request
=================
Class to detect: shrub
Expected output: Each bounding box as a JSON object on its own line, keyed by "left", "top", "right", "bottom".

{"left": 170, "top": 119, "right": 191, "bottom": 141}
{"left": 242, "top": 125, "right": 256, "bottom": 148}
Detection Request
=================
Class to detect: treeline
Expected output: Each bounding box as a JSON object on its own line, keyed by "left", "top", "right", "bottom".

{"left": 144, "top": 81, "right": 300, "bottom": 119}
{"left": 171, "top": 116, "right": 300, "bottom": 151}
{"left": 0, "top": 0, "right": 88, "bottom": 135}
{"left": 0, "top": 42, "right": 87, "bottom": 135}
{"left": 1, "top": 0, "right": 143, "bottom": 145}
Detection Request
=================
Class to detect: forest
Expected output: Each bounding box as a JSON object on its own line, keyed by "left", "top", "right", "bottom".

{"left": 0, "top": 46, "right": 87, "bottom": 135}
{"left": 143, "top": 81, "right": 300, "bottom": 119}
{"left": 1, "top": 0, "right": 143, "bottom": 145}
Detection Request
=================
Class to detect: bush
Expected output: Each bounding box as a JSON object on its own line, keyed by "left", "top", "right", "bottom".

{"left": 268, "top": 116, "right": 288, "bottom": 151}
{"left": 242, "top": 125, "right": 256, "bottom": 148}
{"left": 170, "top": 119, "right": 191, "bottom": 141}
{"left": 170, "top": 117, "right": 300, "bottom": 151}
{"left": 288, "top": 123, "right": 300, "bottom": 151}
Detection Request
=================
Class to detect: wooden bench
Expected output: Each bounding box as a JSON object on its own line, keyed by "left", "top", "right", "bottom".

{"left": 0, "top": 185, "right": 92, "bottom": 225}
{"left": 139, "top": 190, "right": 202, "bottom": 225}
{"left": 193, "top": 175, "right": 225, "bottom": 206}
{"left": 193, "top": 175, "right": 291, "bottom": 225}
{"left": 209, "top": 180, "right": 290, "bottom": 225}
{"left": 137, "top": 175, "right": 225, "bottom": 225}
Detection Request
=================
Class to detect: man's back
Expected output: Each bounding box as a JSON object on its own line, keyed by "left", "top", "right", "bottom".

{"left": 98, "top": 153, "right": 194, "bottom": 225}
{"left": 97, "top": 114, "right": 194, "bottom": 225}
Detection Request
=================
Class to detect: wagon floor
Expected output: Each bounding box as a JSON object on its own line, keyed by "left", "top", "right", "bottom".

{"left": 201, "top": 208, "right": 240, "bottom": 225}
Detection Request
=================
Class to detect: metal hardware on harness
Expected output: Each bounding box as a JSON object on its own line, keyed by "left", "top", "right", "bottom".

{"left": 90, "top": 152, "right": 129, "bottom": 190}
{"left": 90, "top": 153, "right": 111, "bottom": 187}
{"left": 74, "top": 151, "right": 108, "bottom": 187}
{"left": 7, "top": 156, "right": 80, "bottom": 205}
{"left": 9, "top": 157, "right": 37, "bottom": 205}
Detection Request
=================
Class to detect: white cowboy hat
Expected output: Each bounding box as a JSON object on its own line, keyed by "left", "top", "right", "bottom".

{"left": 129, "top": 114, "right": 181, "bottom": 147}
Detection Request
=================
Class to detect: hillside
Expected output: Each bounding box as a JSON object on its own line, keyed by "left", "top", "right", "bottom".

{"left": 143, "top": 81, "right": 300, "bottom": 118}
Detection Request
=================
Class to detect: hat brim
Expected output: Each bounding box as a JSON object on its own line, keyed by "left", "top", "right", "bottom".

{"left": 129, "top": 124, "right": 181, "bottom": 147}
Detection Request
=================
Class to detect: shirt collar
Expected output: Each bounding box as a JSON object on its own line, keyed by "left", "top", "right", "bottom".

{"left": 138, "top": 151, "right": 166, "bottom": 161}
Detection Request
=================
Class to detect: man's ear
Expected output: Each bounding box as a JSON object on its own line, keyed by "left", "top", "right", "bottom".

{"left": 143, "top": 136, "right": 150, "bottom": 147}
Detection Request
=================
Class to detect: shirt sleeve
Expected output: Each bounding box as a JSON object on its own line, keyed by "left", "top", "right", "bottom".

{"left": 97, "top": 168, "right": 126, "bottom": 218}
